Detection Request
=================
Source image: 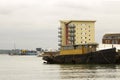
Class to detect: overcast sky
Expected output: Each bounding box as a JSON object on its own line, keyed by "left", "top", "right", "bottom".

{"left": 0, "top": 0, "right": 120, "bottom": 50}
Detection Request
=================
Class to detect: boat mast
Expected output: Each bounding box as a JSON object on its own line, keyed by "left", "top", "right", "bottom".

{"left": 14, "top": 41, "right": 16, "bottom": 50}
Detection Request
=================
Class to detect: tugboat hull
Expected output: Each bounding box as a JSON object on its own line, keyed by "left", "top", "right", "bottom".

{"left": 43, "top": 48, "right": 117, "bottom": 64}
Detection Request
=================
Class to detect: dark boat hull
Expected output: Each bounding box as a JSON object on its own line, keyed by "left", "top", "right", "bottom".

{"left": 43, "top": 48, "right": 117, "bottom": 64}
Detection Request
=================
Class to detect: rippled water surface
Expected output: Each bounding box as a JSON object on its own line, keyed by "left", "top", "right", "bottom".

{"left": 0, "top": 55, "right": 120, "bottom": 80}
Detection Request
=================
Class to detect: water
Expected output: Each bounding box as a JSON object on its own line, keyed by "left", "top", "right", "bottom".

{"left": 0, "top": 55, "right": 120, "bottom": 80}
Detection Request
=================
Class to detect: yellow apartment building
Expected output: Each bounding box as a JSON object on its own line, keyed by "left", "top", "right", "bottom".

{"left": 58, "top": 20, "right": 96, "bottom": 47}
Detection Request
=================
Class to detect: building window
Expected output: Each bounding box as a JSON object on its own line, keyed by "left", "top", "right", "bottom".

{"left": 81, "top": 32, "right": 86, "bottom": 35}
{"left": 81, "top": 28, "right": 86, "bottom": 30}
{"left": 82, "top": 37, "right": 85, "bottom": 39}
{"left": 81, "top": 24, "right": 86, "bottom": 26}
{"left": 83, "top": 41, "right": 85, "bottom": 43}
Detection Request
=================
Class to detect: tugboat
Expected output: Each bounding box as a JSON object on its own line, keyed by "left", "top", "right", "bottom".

{"left": 43, "top": 43, "right": 118, "bottom": 64}
{"left": 42, "top": 20, "right": 118, "bottom": 64}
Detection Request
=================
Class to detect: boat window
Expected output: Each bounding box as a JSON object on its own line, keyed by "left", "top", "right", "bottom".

{"left": 76, "top": 46, "right": 82, "bottom": 49}
{"left": 84, "top": 46, "right": 87, "bottom": 48}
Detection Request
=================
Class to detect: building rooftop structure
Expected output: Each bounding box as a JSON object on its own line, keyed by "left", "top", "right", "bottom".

{"left": 103, "top": 33, "right": 120, "bottom": 39}
{"left": 102, "top": 33, "right": 120, "bottom": 44}
{"left": 60, "top": 20, "right": 96, "bottom": 22}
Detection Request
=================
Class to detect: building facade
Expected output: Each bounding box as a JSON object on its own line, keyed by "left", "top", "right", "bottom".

{"left": 102, "top": 33, "right": 120, "bottom": 44}
{"left": 58, "top": 20, "right": 96, "bottom": 47}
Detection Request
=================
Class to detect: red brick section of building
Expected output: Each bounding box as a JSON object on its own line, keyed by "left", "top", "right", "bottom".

{"left": 102, "top": 33, "right": 120, "bottom": 44}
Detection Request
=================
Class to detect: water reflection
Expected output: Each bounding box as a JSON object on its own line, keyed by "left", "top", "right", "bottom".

{"left": 59, "top": 64, "right": 119, "bottom": 80}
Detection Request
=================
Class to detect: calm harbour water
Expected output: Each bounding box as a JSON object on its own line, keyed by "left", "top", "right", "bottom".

{"left": 0, "top": 55, "right": 120, "bottom": 80}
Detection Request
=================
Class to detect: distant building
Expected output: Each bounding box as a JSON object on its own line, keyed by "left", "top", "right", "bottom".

{"left": 102, "top": 33, "right": 120, "bottom": 44}
{"left": 58, "top": 20, "right": 96, "bottom": 48}
{"left": 0, "top": 50, "right": 11, "bottom": 54}
{"left": 36, "top": 48, "right": 42, "bottom": 51}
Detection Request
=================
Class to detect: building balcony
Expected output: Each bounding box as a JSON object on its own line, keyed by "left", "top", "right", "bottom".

{"left": 69, "top": 39, "right": 75, "bottom": 41}
{"left": 68, "top": 29, "right": 75, "bottom": 33}
{"left": 58, "top": 30, "right": 62, "bottom": 34}
{"left": 68, "top": 37, "right": 75, "bottom": 41}
{"left": 58, "top": 27, "right": 62, "bottom": 30}
{"left": 58, "top": 48, "right": 61, "bottom": 50}
{"left": 58, "top": 34, "right": 62, "bottom": 37}
{"left": 68, "top": 25, "right": 75, "bottom": 28}
{"left": 58, "top": 39, "right": 62, "bottom": 42}
{"left": 58, "top": 43, "right": 62, "bottom": 46}
{"left": 68, "top": 34, "right": 75, "bottom": 37}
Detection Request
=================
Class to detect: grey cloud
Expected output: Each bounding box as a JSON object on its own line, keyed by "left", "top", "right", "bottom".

{"left": 56, "top": 2, "right": 90, "bottom": 10}
{"left": 102, "top": 1, "right": 120, "bottom": 14}
{"left": 0, "top": 5, "right": 29, "bottom": 15}
{"left": 0, "top": 8, "right": 13, "bottom": 15}
{"left": 0, "top": 10, "right": 11, "bottom": 15}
